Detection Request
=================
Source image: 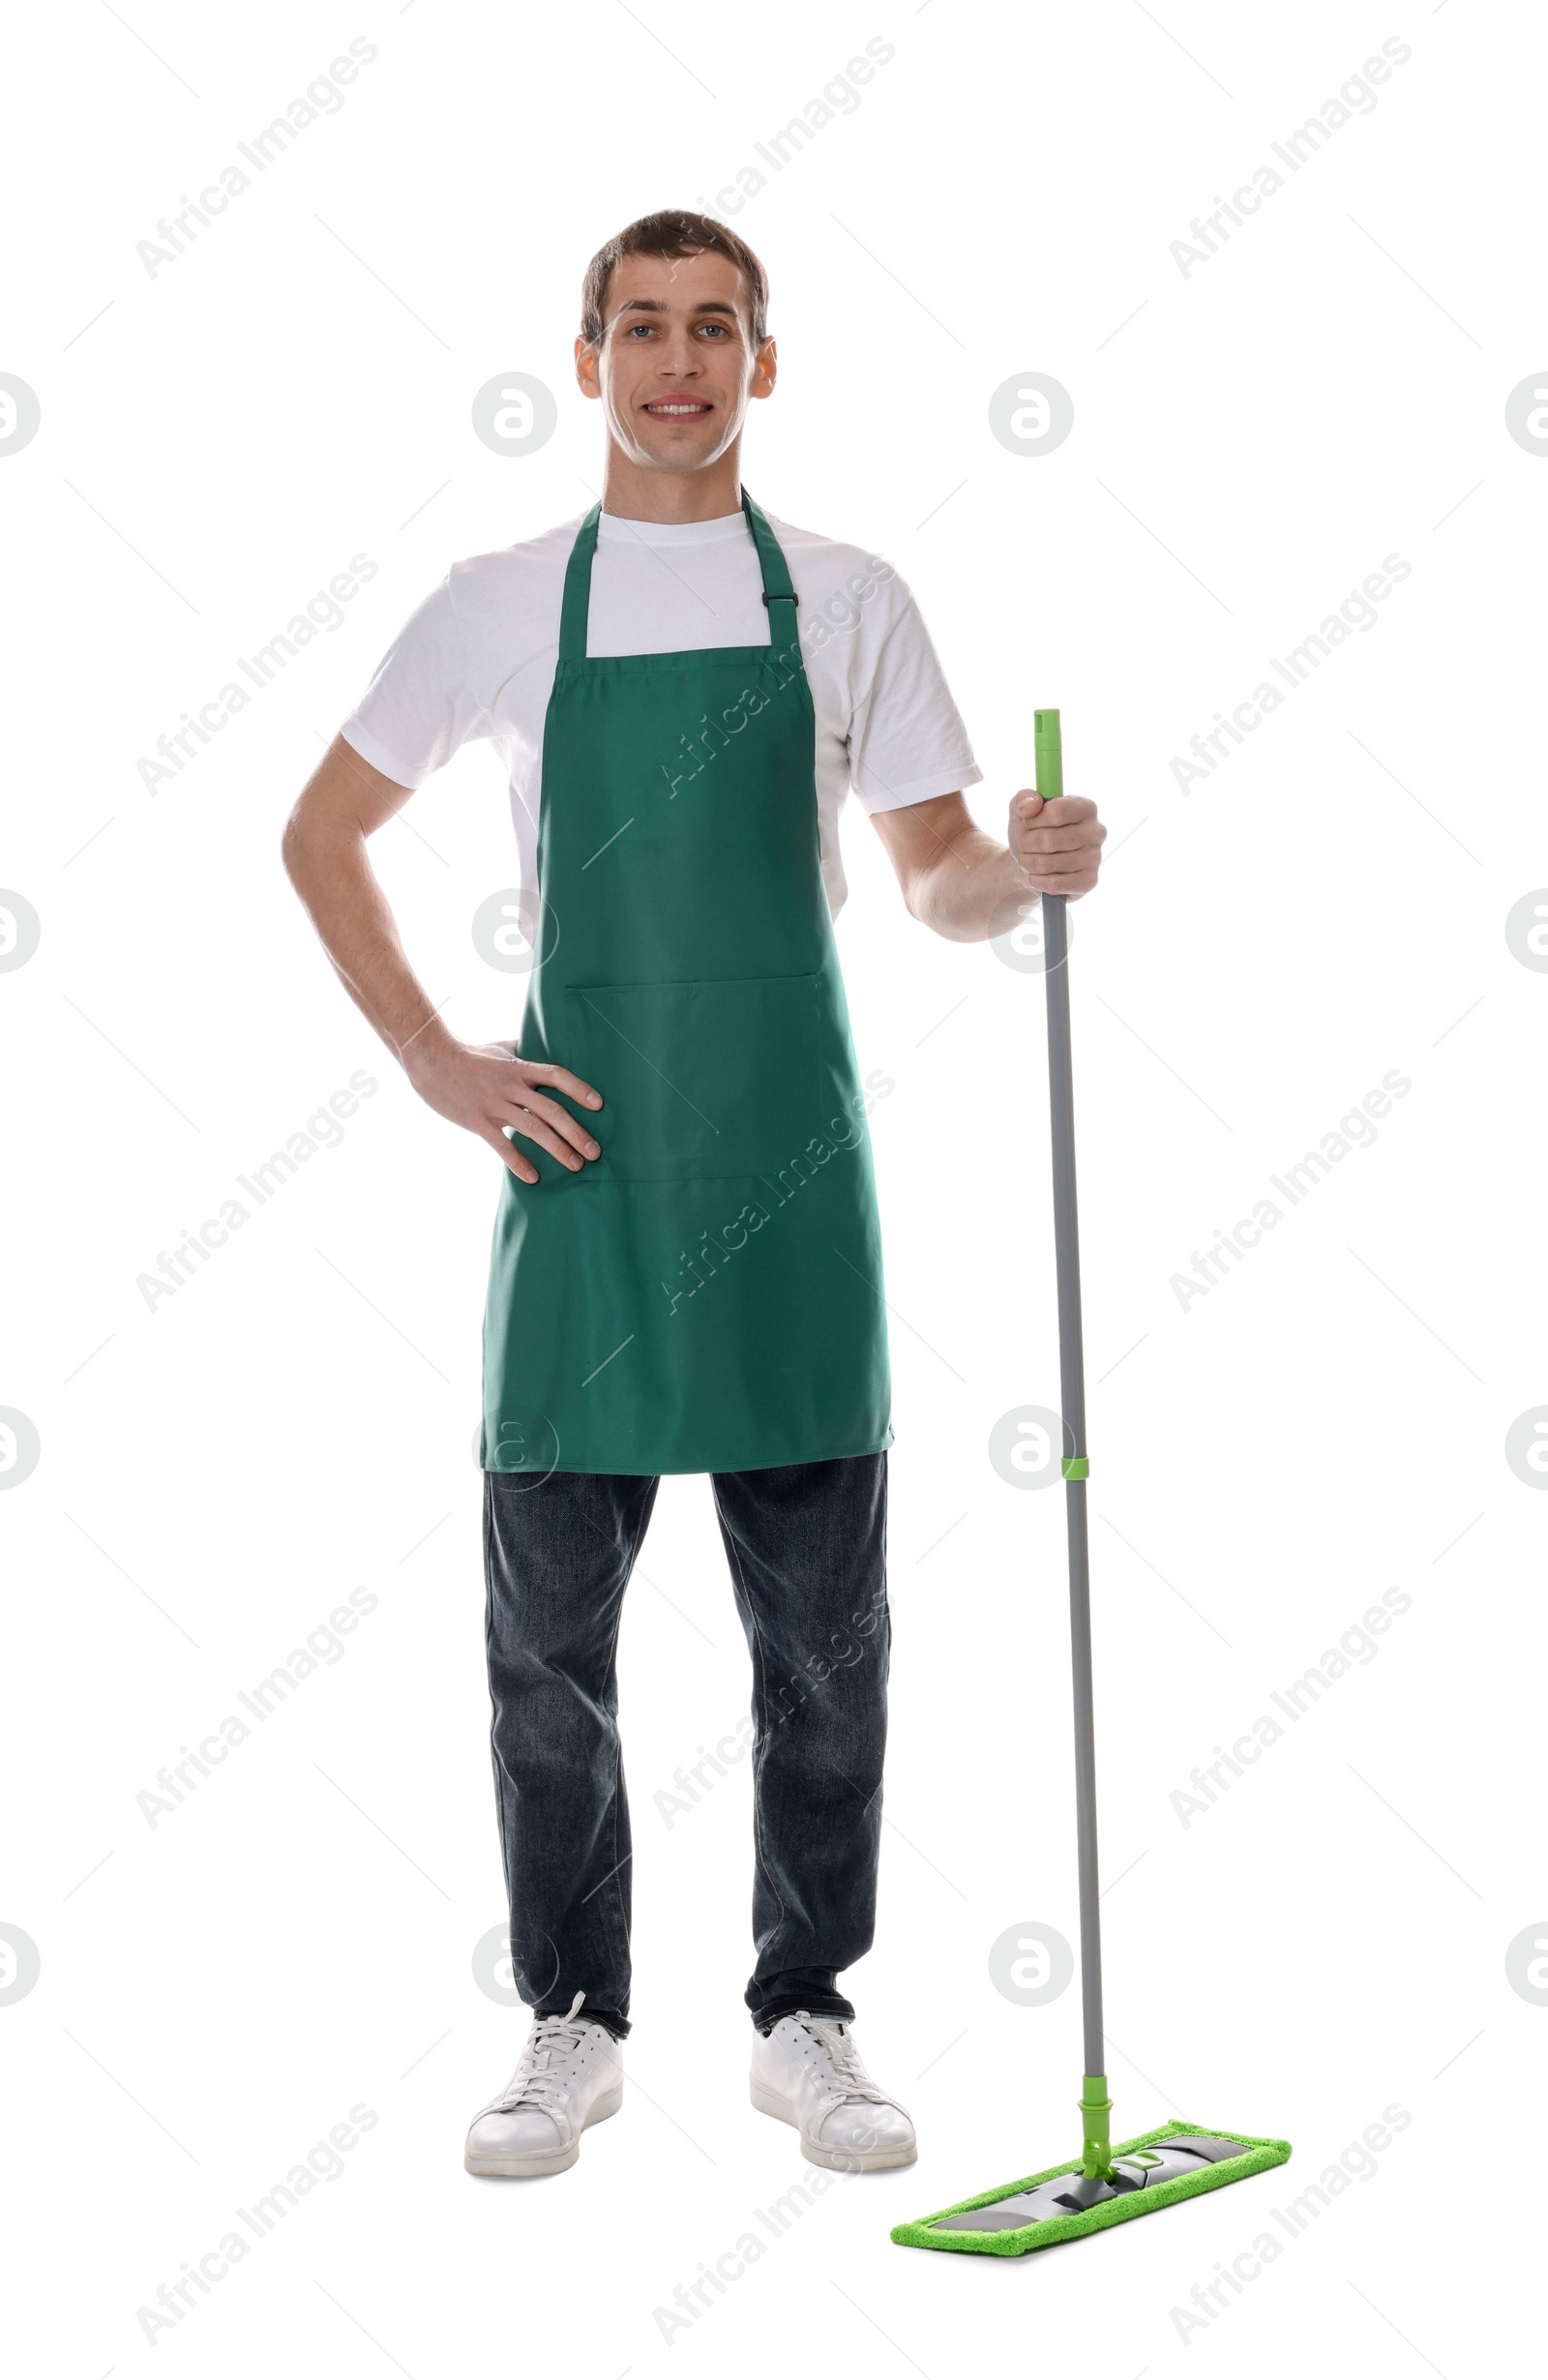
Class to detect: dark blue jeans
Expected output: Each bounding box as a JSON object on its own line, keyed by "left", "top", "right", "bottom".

{"left": 482, "top": 1454, "right": 889, "bottom": 2040}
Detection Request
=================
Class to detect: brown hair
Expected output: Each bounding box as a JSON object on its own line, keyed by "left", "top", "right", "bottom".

{"left": 580, "top": 210, "right": 770, "bottom": 352}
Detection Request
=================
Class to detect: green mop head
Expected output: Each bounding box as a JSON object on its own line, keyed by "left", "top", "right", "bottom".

{"left": 892, "top": 2116, "right": 1292, "bottom": 2257}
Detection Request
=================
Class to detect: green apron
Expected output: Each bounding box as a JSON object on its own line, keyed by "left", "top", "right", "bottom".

{"left": 480, "top": 491, "right": 892, "bottom": 1477}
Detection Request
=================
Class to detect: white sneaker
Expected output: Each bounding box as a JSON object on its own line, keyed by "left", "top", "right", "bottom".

{"left": 463, "top": 1992, "right": 623, "bottom": 2177}
{"left": 750, "top": 2009, "right": 916, "bottom": 2171}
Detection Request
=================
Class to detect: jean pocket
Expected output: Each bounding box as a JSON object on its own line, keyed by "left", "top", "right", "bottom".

{"left": 569, "top": 973, "right": 824, "bottom": 1181}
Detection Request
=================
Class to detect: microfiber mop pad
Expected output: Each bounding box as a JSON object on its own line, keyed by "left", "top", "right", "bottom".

{"left": 892, "top": 2119, "right": 1292, "bottom": 2257}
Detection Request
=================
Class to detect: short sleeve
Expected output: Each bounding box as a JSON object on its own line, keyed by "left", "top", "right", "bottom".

{"left": 339, "top": 578, "right": 495, "bottom": 788}
{"left": 844, "top": 587, "right": 982, "bottom": 815}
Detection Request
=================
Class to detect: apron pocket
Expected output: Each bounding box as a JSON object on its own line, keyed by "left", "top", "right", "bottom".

{"left": 569, "top": 973, "right": 824, "bottom": 1181}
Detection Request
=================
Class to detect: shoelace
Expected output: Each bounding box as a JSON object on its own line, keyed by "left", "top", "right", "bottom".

{"left": 484, "top": 1990, "right": 600, "bottom": 2117}
{"left": 790, "top": 2010, "right": 892, "bottom": 2105}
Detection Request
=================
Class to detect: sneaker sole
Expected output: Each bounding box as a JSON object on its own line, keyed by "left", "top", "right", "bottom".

{"left": 463, "top": 2082, "right": 623, "bottom": 2178}
{"left": 749, "top": 2077, "right": 917, "bottom": 2171}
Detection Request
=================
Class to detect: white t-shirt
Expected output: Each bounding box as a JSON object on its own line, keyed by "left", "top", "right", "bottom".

{"left": 340, "top": 505, "right": 982, "bottom": 917}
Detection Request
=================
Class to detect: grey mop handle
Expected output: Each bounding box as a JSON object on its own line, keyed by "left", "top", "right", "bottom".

{"left": 1041, "top": 893, "right": 1103, "bottom": 2077}
{"left": 1038, "top": 842, "right": 1105, "bottom": 2087}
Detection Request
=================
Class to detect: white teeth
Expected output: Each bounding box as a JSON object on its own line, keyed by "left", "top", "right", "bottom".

{"left": 649, "top": 403, "right": 705, "bottom": 414}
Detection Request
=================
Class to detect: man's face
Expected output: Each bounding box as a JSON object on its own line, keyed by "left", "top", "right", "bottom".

{"left": 576, "top": 246, "right": 775, "bottom": 472}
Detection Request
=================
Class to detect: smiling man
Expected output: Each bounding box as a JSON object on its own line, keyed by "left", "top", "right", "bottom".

{"left": 282, "top": 209, "right": 1105, "bottom": 2182}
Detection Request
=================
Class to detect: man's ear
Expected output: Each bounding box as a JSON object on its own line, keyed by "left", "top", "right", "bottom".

{"left": 574, "top": 334, "right": 601, "bottom": 401}
{"left": 750, "top": 337, "right": 778, "bottom": 401}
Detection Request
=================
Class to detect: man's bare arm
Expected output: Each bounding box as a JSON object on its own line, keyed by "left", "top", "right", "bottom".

{"left": 281, "top": 734, "right": 603, "bottom": 1183}
{"left": 870, "top": 788, "right": 1106, "bottom": 942}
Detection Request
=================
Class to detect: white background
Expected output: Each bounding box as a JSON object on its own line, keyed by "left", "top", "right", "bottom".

{"left": 3, "top": 2, "right": 1542, "bottom": 2372}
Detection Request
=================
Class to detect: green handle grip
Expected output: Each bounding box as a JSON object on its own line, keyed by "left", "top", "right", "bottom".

{"left": 1033, "top": 707, "right": 1063, "bottom": 807}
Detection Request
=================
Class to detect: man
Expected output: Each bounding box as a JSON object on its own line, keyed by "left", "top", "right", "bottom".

{"left": 282, "top": 210, "right": 1105, "bottom": 2182}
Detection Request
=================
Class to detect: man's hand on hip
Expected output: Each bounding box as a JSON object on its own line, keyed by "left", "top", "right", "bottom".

{"left": 405, "top": 1035, "right": 604, "bottom": 1184}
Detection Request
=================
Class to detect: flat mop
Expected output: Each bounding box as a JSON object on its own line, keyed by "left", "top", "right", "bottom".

{"left": 892, "top": 711, "right": 1291, "bottom": 2257}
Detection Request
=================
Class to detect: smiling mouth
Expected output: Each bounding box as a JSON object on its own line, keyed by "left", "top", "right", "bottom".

{"left": 642, "top": 400, "right": 713, "bottom": 417}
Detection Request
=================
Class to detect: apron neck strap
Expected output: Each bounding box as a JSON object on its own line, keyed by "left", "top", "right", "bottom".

{"left": 557, "top": 504, "right": 603, "bottom": 662}
{"left": 556, "top": 491, "right": 801, "bottom": 663}
{"left": 740, "top": 489, "right": 802, "bottom": 662}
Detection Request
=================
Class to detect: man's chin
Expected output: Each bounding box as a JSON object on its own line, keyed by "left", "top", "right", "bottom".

{"left": 627, "top": 431, "right": 730, "bottom": 473}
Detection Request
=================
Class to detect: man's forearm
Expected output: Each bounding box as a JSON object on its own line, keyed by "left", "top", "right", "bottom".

{"left": 282, "top": 756, "right": 602, "bottom": 1183}
{"left": 281, "top": 817, "right": 449, "bottom": 1068}
{"left": 906, "top": 820, "right": 1032, "bottom": 943}
{"left": 873, "top": 786, "right": 1104, "bottom": 934}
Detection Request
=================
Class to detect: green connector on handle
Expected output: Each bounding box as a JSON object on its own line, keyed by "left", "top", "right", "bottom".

{"left": 1034, "top": 707, "right": 1063, "bottom": 806}
{"left": 1081, "top": 2074, "right": 1114, "bottom": 2181}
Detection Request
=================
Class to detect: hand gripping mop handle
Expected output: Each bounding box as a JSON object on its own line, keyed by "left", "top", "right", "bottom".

{"left": 1033, "top": 709, "right": 1113, "bottom": 2183}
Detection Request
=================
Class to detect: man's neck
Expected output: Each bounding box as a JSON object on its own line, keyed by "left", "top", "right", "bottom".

{"left": 599, "top": 444, "right": 743, "bottom": 522}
